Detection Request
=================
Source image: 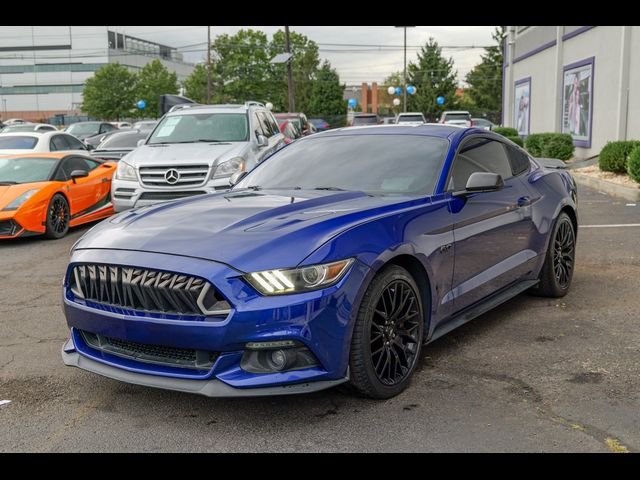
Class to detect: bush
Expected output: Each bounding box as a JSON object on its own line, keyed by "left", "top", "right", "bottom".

{"left": 492, "top": 127, "right": 518, "bottom": 137}
{"left": 505, "top": 135, "right": 524, "bottom": 147}
{"left": 524, "top": 133, "right": 574, "bottom": 161}
{"left": 599, "top": 141, "right": 640, "bottom": 173}
{"left": 628, "top": 146, "right": 640, "bottom": 183}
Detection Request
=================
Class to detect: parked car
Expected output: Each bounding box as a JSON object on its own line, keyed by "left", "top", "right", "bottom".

{"left": 111, "top": 122, "right": 131, "bottom": 129}
{"left": 308, "top": 118, "right": 331, "bottom": 131}
{"left": 0, "top": 153, "right": 115, "bottom": 239}
{"left": 1, "top": 123, "right": 58, "bottom": 133}
{"left": 439, "top": 110, "right": 472, "bottom": 127}
{"left": 65, "top": 121, "right": 118, "bottom": 141}
{"left": 395, "top": 112, "right": 426, "bottom": 125}
{"left": 131, "top": 121, "right": 158, "bottom": 133}
{"left": 471, "top": 118, "right": 497, "bottom": 131}
{"left": 274, "top": 113, "right": 313, "bottom": 136}
{"left": 0, "top": 131, "right": 91, "bottom": 156}
{"left": 382, "top": 117, "right": 396, "bottom": 125}
{"left": 279, "top": 120, "right": 300, "bottom": 144}
{"left": 350, "top": 113, "right": 380, "bottom": 126}
{"left": 91, "top": 130, "right": 149, "bottom": 161}
{"left": 110, "top": 101, "right": 285, "bottom": 212}
{"left": 2, "top": 118, "right": 27, "bottom": 126}
{"left": 60, "top": 124, "right": 578, "bottom": 399}
{"left": 83, "top": 128, "right": 131, "bottom": 150}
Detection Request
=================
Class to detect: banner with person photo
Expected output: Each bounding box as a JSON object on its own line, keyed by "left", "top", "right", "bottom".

{"left": 562, "top": 58, "right": 594, "bottom": 147}
{"left": 514, "top": 78, "right": 531, "bottom": 137}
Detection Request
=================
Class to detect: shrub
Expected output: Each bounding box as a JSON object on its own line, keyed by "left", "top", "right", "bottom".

{"left": 524, "top": 133, "right": 574, "bottom": 161}
{"left": 492, "top": 127, "right": 518, "bottom": 137}
{"left": 628, "top": 146, "right": 640, "bottom": 183}
{"left": 599, "top": 141, "right": 640, "bottom": 173}
{"left": 505, "top": 135, "right": 524, "bottom": 147}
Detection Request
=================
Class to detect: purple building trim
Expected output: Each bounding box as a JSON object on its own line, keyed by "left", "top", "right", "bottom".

{"left": 512, "top": 39, "right": 557, "bottom": 64}
{"left": 562, "top": 26, "right": 596, "bottom": 41}
{"left": 514, "top": 77, "right": 532, "bottom": 136}
{"left": 562, "top": 57, "right": 595, "bottom": 149}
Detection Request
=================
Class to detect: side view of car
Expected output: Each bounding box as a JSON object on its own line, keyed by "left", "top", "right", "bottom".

{"left": 0, "top": 131, "right": 91, "bottom": 156}
{"left": 439, "top": 110, "right": 473, "bottom": 127}
{"left": 472, "top": 118, "right": 498, "bottom": 131}
{"left": 395, "top": 112, "right": 426, "bottom": 125}
{"left": 65, "top": 121, "right": 117, "bottom": 141}
{"left": 61, "top": 124, "right": 578, "bottom": 400}
{"left": 0, "top": 153, "right": 115, "bottom": 239}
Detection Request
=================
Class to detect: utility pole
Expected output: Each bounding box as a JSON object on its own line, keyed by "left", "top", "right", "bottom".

{"left": 285, "top": 26, "right": 295, "bottom": 112}
{"left": 395, "top": 26, "right": 415, "bottom": 112}
{"left": 207, "top": 26, "right": 212, "bottom": 104}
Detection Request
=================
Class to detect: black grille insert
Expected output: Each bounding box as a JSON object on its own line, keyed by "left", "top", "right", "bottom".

{"left": 69, "top": 264, "right": 230, "bottom": 316}
{"left": 139, "top": 191, "right": 206, "bottom": 201}
{"left": 0, "top": 219, "right": 20, "bottom": 236}
{"left": 80, "top": 330, "right": 219, "bottom": 370}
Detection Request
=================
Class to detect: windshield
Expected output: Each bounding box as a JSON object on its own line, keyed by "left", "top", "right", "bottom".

{"left": 353, "top": 116, "right": 378, "bottom": 125}
{"left": 0, "top": 136, "right": 39, "bottom": 150}
{"left": 67, "top": 123, "right": 100, "bottom": 135}
{"left": 0, "top": 156, "right": 57, "bottom": 184}
{"left": 398, "top": 115, "right": 424, "bottom": 123}
{"left": 148, "top": 113, "right": 248, "bottom": 144}
{"left": 98, "top": 132, "right": 144, "bottom": 149}
{"left": 236, "top": 134, "right": 448, "bottom": 195}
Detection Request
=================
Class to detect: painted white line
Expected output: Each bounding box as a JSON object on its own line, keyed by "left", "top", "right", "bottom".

{"left": 580, "top": 224, "right": 640, "bottom": 228}
{"left": 626, "top": 203, "right": 637, "bottom": 207}
{"left": 0, "top": 400, "right": 11, "bottom": 407}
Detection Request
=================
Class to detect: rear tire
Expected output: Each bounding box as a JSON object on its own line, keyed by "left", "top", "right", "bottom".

{"left": 348, "top": 265, "right": 424, "bottom": 399}
{"left": 534, "top": 212, "right": 575, "bottom": 298}
{"left": 44, "top": 194, "right": 70, "bottom": 239}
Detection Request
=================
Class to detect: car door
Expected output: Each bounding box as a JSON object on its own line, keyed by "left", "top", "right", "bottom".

{"left": 54, "top": 156, "right": 104, "bottom": 216}
{"left": 446, "top": 136, "right": 537, "bottom": 313}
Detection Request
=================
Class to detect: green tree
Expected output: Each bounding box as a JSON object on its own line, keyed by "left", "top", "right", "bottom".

{"left": 383, "top": 71, "right": 404, "bottom": 88}
{"left": 182, "top": 63, "right": 208, "bottom": 104}
{"left": 465, "top": 26, "right": 505, "bottom": 123}
{"left": 81, "top": 63, "right": 136, "bottom": 120}
{"left": 134, "top": 59, "right": 179, "bottom": 118}
{"left": 307, "top": 61, "right": 345, "bottom": 116}
{"left": 407, "top": 38, "right": 459, "bottom": 121}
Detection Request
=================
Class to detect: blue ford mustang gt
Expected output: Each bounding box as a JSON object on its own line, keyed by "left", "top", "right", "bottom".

{"left": 61, "top": 125, "right": 578, "bottom": 399}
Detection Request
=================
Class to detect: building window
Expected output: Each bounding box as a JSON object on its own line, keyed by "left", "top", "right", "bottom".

{"left": 562, "top": 57, "right": 594, "bottom": 148}
{"left": 514, "top": 77, "right": 531, "bottom": 136}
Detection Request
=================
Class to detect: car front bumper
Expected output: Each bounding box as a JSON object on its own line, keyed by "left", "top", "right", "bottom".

{"left": 61, "top": 248, "right": 371, "bottom": 397}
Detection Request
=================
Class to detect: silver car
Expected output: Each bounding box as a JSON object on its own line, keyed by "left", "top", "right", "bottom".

{"left": 111, "top": 102, "right": 285, "bottom": 212}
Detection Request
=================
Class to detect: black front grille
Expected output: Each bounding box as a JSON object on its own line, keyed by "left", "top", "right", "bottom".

{"left": 80, "top": 330, "right": 219, "bottom": 370}
{"left": 69, "top": 264, "right": 230, "bottom": 317}
{"left": 0, "top": 220, "right": 20, "bottom": 236}
{"left": 139, "top": 191, "right": 206, "bottom": 201}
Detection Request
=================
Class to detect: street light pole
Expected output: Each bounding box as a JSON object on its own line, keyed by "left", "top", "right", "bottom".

{"left": 207, "top": 26, "right": 212, "bottom": 104}
{"left": 285, "top": 26, "right": 295, "bottom": 112}
{"left": 395, "top": 26, "right": 415, "bottom": 113}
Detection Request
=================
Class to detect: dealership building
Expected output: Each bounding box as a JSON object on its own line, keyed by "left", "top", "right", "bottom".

{"left": 503, "top": 26, "right": 640, "bottom": 158}
{"left": 0, "top": 26, "right": 194, "bottom": 122}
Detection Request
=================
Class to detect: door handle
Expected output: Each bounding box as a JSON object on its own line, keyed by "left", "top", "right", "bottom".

{"left": 517, "top": 196, "right": 532, "bottom": 207}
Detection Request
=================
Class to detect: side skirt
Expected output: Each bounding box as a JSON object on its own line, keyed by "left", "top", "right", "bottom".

{"left": 426, "top": 279, "right": 539, "bottom": 344}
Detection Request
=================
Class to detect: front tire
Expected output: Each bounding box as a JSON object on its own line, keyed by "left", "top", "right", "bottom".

{"left": 535, "top": 212, "right": 576, "bottom": 297}
{"left": 44, "top": 194, "right": 70, "bottom": 239}
{"left": 348, "top": 265, "right": 424, "bottom": 399}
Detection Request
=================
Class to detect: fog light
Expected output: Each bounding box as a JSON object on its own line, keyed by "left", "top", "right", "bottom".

{"left": 240, "top": 342, "right": 320, "bottom": 374}
{"left": 269, "top": 350, "right": 287, "bottom": 371}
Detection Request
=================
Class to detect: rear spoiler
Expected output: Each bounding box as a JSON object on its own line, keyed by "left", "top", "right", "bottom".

{"left": 535, "top": 157, "right": 567, "bottom": 170}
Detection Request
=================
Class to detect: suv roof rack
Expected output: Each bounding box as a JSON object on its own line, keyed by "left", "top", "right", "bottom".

{"left": 168, "top": 103, "right": 201, "bottom": 113}
{"left": 245, "top": 101, "right": 265, "bottom": 108}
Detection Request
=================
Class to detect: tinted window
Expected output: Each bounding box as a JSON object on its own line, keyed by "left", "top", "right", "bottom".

{"left": 444, "top": 113, "right": 471, "bottom": 121}
{"left": 60, "top": 156, "right": 91, "bottom": 178}
{"left": 148, "top": 113, "right": 249, "bottom": 144}
{"left": 0, "top": 136, "right": 38, "bottom": 149}
{"left": 352, "top": 115, "right": 378, "bottom": 126}
{"left": 506, "top": 144, "right": 531, "bottom": 176}
{"left": 83, "top": 158, "right": 101, "bottom": 170}
{"left": 263, "top": 112, "right": 281, "bottom": 136}
{"left": 38, "top": 125, "right": 57, "bottom": 131}
{"left": 63, "top": 134, "right": 87, "bottom": 150}
{"left": 0, "top": 156, "right": 57, "bottom": 183}
{"left": 397, "top": 115, "right": 425, "bottom": 123}
{"left": 50, "top": 135, "right": 67, "bottom": 152}
{"left": 236, "top": 135, "right": 449, "bottom": 195}
{"left": 256, "top": 112, "right": 275, "bottom": 138}
{"left": 448, "top": 138, "right": 513, "bottom": 191}
{"left": 100, "top": 123, "right": 116, "bottom": 133}
{"left": 99, "top": 132, "right": 144, "bottom": 149}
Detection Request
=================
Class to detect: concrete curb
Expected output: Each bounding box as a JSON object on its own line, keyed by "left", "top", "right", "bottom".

{"left": 572, "top": 172, "right": 640, "bottom": 202}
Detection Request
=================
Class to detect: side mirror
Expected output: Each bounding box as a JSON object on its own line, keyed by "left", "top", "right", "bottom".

{"left": 256, "top": 134, "right": 268, "bottom": 147}
{"left": 137, "top": 139, "right": 146, "bottom": 147}
{"left": 453, "top": 172, "right": 504, "bottom": 197}
{"left": 229, "top": 171, "right": 248, "bottom": 186}
{"left": 70, "top": 170, "right": 89, "bottom": 183}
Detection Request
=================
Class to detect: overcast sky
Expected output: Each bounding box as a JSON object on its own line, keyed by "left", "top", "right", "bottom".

{"left": 113, "top": 26, "right": 496, "bottom": 85}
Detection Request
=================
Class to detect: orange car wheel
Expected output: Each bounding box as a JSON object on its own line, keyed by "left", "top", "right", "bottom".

{"left": 44, "top": 194, "right": 70, "bottom": 239}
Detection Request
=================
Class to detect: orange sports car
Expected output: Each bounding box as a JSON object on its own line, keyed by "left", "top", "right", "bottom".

{"left": 0, "top": 153, "right": 116, "bottom": 239}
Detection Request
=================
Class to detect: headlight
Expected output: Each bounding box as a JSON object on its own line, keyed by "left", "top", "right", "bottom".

{"left": 212, "top": 157, "right": 244, "bottom": 178}
{"left": 115, "top": 160, "right": 136, "bottom": 181}
{"left": 244, "top": 259, "right": 354, "bottom": 295}
{"left": 2, "top": 189, "right": 39, "bottom": 211}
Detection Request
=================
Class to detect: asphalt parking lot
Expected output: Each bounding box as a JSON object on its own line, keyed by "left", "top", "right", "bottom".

{"left": 1, "top": 184, "right": 638, "bottom": 452}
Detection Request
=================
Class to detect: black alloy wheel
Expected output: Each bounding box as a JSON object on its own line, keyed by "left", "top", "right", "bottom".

{"left": 533, "top": 212, "right": 576, "bottom": 298}
{"left": 44, "top": 194, "right": 70, "bottom": 239}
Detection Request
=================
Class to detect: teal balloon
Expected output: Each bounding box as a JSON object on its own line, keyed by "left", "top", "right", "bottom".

{"left": 407, "top": 85, "right": 416, "bottom": 95}
{"left": 348, "top": 98, "right": 357, "bottom": 108}
{"left": 395, "top": 87, "right": 402, "bottom": 96}
{"left": 136, "top": 100, "right": 147, "bottom": 110}
{"left": 436, "top": 96, "right": 445, "bottom": 106}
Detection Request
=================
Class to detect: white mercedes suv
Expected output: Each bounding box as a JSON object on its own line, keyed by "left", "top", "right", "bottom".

{"left": 111, "top": 102, "right": 285, "bottom": 212}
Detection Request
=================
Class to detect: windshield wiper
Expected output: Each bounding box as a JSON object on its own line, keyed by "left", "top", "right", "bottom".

{"left": 0, "top": 181, "right": 18, "bottom": 185}
{"left": 312, "top": 186, "right": 346, "bottom": 191}
{"left": 246, "top": 185, "right": 262, "bottom": 191}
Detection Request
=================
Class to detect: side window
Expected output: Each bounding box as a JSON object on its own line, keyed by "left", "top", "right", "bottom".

{"left": 60, "top": 157, "right": 91, "bottom": 178}
{"left": 506, "top": 144, "right": 531, "bottom": 176}
{"left": 63, "top": 134, "right": 87, "bottom": 151}
{"left": 256, "top": 112, "right": 274, "bottom": 138}
{"left": 49, "top": 135, "right": 68, "bottom": 152}
{"left": 448, "top": 138, "right": 513, "bottom": 191}
{"left": 252, "top": 113, "right": 266, "bottom": 137}
{"left": 100, "top": 123, "right": 115, "bottom": 133}
{"left": 265, "top": 112, "right": 280, "bottom": 136}
{"left": 83, "top": 158, "right": 101, "bottom": 171}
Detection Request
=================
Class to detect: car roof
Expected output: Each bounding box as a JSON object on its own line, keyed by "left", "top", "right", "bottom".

{"left": 0, "top": 131, "right": 59, "bottom": 138}
{"left": 165, "top": 103, "right": 265, "bottom": 116}
{"left": 398, "top": 112, "right": 424, "bottom": 116}
{"left": 309, "top": 123, "right": 490, "bottom": 140}
{"left": 0, "top": 152, "right": 72, "bottom": 159}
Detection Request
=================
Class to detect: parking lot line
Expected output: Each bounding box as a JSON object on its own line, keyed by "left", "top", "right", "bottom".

{"left": 580, "top": 224, "right": 640, "bottom": 228}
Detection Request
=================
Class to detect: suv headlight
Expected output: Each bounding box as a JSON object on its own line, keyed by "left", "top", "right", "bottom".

{"left": 244, "top": 259, "right": 354, "bottom": 296}
{"left": 212, "top": 157, "right": 244, "bottom": 178}
{"left": 115, "top": 160, "right": 136, "bottom": 181}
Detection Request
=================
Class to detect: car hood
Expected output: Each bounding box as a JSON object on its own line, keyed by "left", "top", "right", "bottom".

{"left": 125, "top": 142, "right": 246, "bottom": 167}
{"left": 74, "top": 189, "right": 424, "bottom": 272}
{"left": 0, "top": 182, "right": 47, "bottom": 210}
